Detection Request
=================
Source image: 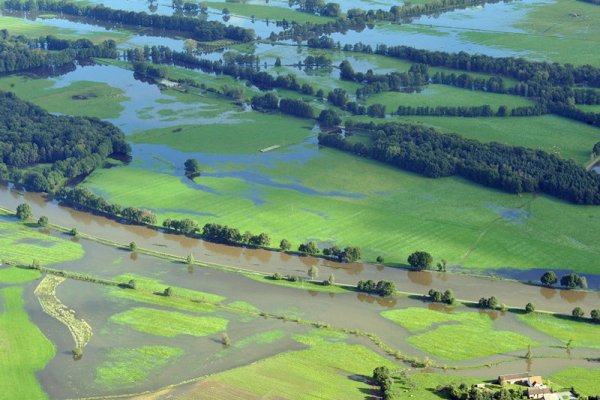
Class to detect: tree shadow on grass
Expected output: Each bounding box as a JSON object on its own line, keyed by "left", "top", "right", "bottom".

{"left": 348, "top": 375, "right": 379, "bottom": 400}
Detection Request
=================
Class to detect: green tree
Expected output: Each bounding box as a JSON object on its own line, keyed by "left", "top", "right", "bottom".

{"left": 308, "top": 265, "right": 319, "bottom": 279}
{"left": 540, "top": 271, "right": 557, "bottom": 286}
{"left": 377, "top": 280, "right": 396, "bottom": 297}
{"left": 274, "top": 57, "right": 282, "bottom": 67}
{"left": 442, "top": 289, "right": 455, "bottom": 305}
{"left": 16, "top": 203, "right": 32, "bottom": 221}
{"left": 221, "top": 332, "right": 231, "bottom": 347}
{"left": 407, "top": 251, "right": 433, "bottom": 270}
{"left": 184, "top": 158, "right": 201, "bottom": 177}
{"left": 298, "top": 241, "right": 319, "bottom": 255}
{"left": 525, "top": 302, "right": 535, "bottom": 313}
{"left": 272, "top": 272, "right": 282, "bottom": 280}
{"left": 37, "top": 215, "right": 48, "bottom": 227}
{"left": 186, "top": 253, "right": 194, "bottom": 264}
{"left": 561, "top": 273, "right": 584, "bottom": 289}
{"left": 279, "top": 239, "right": 291, "bottom": 251}
{"left": 376, "top": 256, "right": 384, "bottom": 263}
{"left": 164, "top": 287, "right": 173, "bottom": 297}
{"left": 572, "top": 307, "right": 584, "bottom": 319}
{"left": 128, "top": 279, "right": 136, "bottom": 289}
{"left": 129, "top": 241, "right": 137, "bottom": 251}
{"left": 69, "top": 227, "right": 79, "bottom": 237}
{"left": 590, "top": 309, "right": 600, "bottom": 322}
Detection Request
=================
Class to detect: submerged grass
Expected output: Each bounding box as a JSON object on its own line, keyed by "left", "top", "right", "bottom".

{"left": 0, "top": 287, "right": 55, "bottom": 400}
{"left": 383, "top": 307, "right": 535, "bottom": 360}
{"left": 518, "top": 312, "right": 600, "bottom": 350}
{"left": 95, "top": 346, "right": 184, "bottom": 389}
{"left": 110, "top": 307, "right": 228, "bottom": 337}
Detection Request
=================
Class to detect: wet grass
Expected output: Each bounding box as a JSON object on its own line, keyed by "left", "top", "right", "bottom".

{"left": 193, "top": 330, "right": 396, "bottom": 400}
{"left": 373, "top": 114, "right": 600, "bottom": 166}
{"left": 518, "top": 313, "right": 600, "bottom": 350}
{"left": 0, "top": 76, "right": 128, "bottom": 119}
{"left": 0, "top": 266, "right": 41, "bottom": 284}
{"left": 0, "top": 287, "right": 55, "bottom": 400}
{"left": 233, "top": 329, "right": 286, "bottom": 349}
{"left": 95, "top": 346, "right": 184, "bottom": 389}
{"left": 0, "top": 215, "right": 84, "bottom": 265}
{"left": 550, "top": 367, "right": 600, "bottom": 396}
{"left": 205, "top": 1, "right": 333, "bottom": 23}
{"left": 383, "top": 307, "right": 535, "bottom": 361}
{"left": 365, "top": 84, "right": 534, "bottom": 110}
{"left": 83, "top": 145, "right": 600, "bottom": 274}
{"left": 461, "top": 0, "right": 600, "bottom": 65}
{"left": 110, "top": 307, "right": 229, "bottom": 337}
{"left": 243, "top": 273, "right": 351, "bottom": 294}
{"left": 130, "top": 111, "right": 314, "bottom": 154}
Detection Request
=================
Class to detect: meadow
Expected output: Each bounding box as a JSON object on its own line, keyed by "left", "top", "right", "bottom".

{"left": 0, "top": 76, "right": 128, "bottom": 119}
{"left": 83, "top": 143, "right": 600, "bottom": 273}
{"left": 381, "top": 307, "right": 535, "bottom": 361}
{"left": 518, "top": 313, "right": 600, "bottom": 350}
{"left": 0, "top": 214, "right": 84, "bottom": 265}
{"left": 205, "top": 1, "right": 334, "bottom": 23}
{"left": 550, "top": 367, "right": 600, "bottom": 397}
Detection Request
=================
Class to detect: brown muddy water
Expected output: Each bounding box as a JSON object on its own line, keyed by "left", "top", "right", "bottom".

{"left": 12, "top": 239, "right": 599, "bottom": 399}
{"left": 1, "top": 183, "right": 599, "bottom": 316}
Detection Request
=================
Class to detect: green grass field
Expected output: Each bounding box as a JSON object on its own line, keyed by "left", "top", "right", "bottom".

{"left": 130, "top": 111, "right": 314, "bottom": 154}
{"left": 95, "top": 346, "right": 184, "bottom": 389}
{"left": 243, "top": 274, "right": 351, "bottom": 294}
{"left": 550, "top": 367, "right": 600, "bottom": 396}
{"left": 0, "top": 267, "right": 41, "bottom": 284}
{"left": 390, "top": 372, "right": 485, "bottom": 399}
{"left": 0, "top": 15, "right": 131, "bottom": 43}
{"left": 0, "top": 287, "right": 55, "bottom": 400}
{"left": 460, "top": 0, "right": 600, "bottom": 65}
{"left": 83, "top": 142, "right": 600, "bottom": 273}
{"left": 191, "top": 330, "right": 396, "bottom": 400}
{"left": 206, "top": 1, "right": 334, "bottom": 23}
{"left": 110, "top": 307, "right": 228, "bottom": 337}
{"left": 370, "top": 114, "right": 600, "bottom": 165}
{"left": 382, "top": 307, "right": 534, "bottom": 360}
{"left": 518, "top": 313, "right": 600, "bottom": 350}
{"left": 0, "top": 76, "right": 128, "bottom": 119}
{"left": 233, "top": 329, "right": 286, "bottom": 350}
{"left": 365, "top": 84, "right": 534, "bottom": 110}
{"left": 0, "top": 215, "right": 84, "bottom": 266}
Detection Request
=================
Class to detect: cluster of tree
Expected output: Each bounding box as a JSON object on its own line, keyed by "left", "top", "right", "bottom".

{"left": 395, "top": 105, "right": 500, "bottom": 117}
{"left": 339, "top": 60, "right": 429, "bottom": 98}
{"left": 593, "top": 141, "right": 600, "bottom": 156}
{"left": 0, "top": 91, "right": 129, "bottom": 193}
{"left": 407, "top": 251, "right": 433, "bottom": 270}
{"left": 319, "top": 122, "right": 600, "bottom": 205}
{"left": 478, "top": 296, "right": 499, "bottom": 309}
{"left": 289, "top": 0, "right": 342, "bottom": 17}
{"left": 132, "top": 61, "right": 167, "bottom": 80}
{"left": 298, "top": 241, "right": 319, "bottom": 255}
{"left": 579, "top": 0, "right": 600, "bottom": 4}
{"left": 303, "top": 54, "right": 332, "bottom": 70}
{"left": 437, "top": 383, "right": 523, "bottom": 400}
{"left": 547, "top": 102, "right": 600, "bottom": 128}
{"left": 56, "top": 187, "right": 157, "bottom": 225}
{"left": 431, "top": 71, "right": 506, "bottom": 93}
{"left": 372, "top": 366, "right": 393, "bottom": 400}
{"left": 201, "top": 223, "right": 271, "bottom": 246}
{"left": 162, "top": 218, "right": 198, "bottom": 235}
{"left": 540, "top": 271, "right": 588, "bottom": 289}
{"left": 0, "top": 31, "right": 117, "bottom": 74}
{"left": 427, "top": 288, "right": 455, "bottom": 304}
{"left": 356, "top": 280, "right": 396, "bottom": 297}
{"left": 3, "top": 0, "right": 255, "bottom": 42}
{"left": 318, "top": 109, "right": 341, "bottom": 127}
{"left": 184, "top": 158, "right": 201, "bottom": 178}
{"left": 322, "top": 245, "right": 361, "bottom": 262}
{"left": 251, "top": 93, "right": 314, "bottom": 118}
{"left": 571, "top": 307, "right": 600, "bottom": 323}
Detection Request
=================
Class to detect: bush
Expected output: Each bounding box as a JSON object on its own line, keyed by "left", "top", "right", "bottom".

{"left": 376, "top": 256, "right": 384, "bottom": 263}
{"left": 37, "top": 215, "right": 48, "bottom": 227}
{"left": 572, "top": 307, "right": 584, "bottom": 319}
{"left": 16, "top": 203, "right": 32, "bottom": 221}
{"left": 525, "top": 303, "right": 535, "bottom": 313}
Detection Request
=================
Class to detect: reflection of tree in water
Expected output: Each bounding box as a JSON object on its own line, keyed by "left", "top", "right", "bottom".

{"left": 478, "top": 309, "right": 499, "bottom": 321}
{"left": 355, "top": 293, "right": 396, "bottom": 308}
{"left": 559, "top": 289, "right": 587, "bottom": 303}
{"left": 129, "top": 251, "right": 138, "bottom": 261}
{"left": 147, "top": 0, "right": 158, "bottom": 13}
{"left": 540, "top": 287, "right": 556, "bottom": 300}
{"left": 407, "top": 270, "right": 433, "bottom": 286}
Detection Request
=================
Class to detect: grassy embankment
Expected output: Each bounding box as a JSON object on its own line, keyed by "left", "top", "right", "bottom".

{"left": 381, "top": 307, "right": 535, "bottom": 360}
{"left": 0, "top": 75, "right": 128, "bottom": 119}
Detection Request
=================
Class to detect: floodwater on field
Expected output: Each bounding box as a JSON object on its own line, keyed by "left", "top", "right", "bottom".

{"left": 21, "top": 241, "right": 600, "bottom": 398}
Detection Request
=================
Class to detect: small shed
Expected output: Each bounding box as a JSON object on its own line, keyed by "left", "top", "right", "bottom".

{"left": 528, "top": 386, "right": 552, "bottom": 399}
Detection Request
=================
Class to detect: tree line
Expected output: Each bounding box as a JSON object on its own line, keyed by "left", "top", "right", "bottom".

{"left": 0, "top": 30, "right": 117, "bottom": 74}
{"left": 251, "top": 93, "right": 314, "bottom": 118}
{"left": 3, "top": 0, "right": 255, "bottom": 42}
{"left": 319, "top": 121, "right": 600, "bottom": 204}
{"left": 0, "top": 91, "right": 129, "bottom": 193}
